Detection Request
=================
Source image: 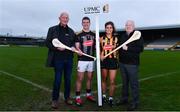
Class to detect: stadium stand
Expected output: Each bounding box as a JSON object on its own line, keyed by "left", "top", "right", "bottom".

{"left": 0, "top": 25, "right": 180, "bottom": 49}
{"left": 145, "top": 37, "right": 180, "bottom": 50}
{"left": 0, "top": 35, "right": 45, "bottom": 46}
{"left": 171, "top": 42, "right": 180, "bottom": 50}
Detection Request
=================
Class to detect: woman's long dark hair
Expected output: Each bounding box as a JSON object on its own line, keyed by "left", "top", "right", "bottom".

{"left": 105, "top": 21, "right": 116, "bottom": 35}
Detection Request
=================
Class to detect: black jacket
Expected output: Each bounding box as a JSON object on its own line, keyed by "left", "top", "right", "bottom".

{"left": 119, "top": 30, "right": 144, "bottom": 65}
{"left": 45, "top": 24, "right": 76, "bottom": 67}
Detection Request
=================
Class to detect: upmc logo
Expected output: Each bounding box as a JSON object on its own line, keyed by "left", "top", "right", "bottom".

{"left": 84, "top": 4, "right": 109, "bottom": 14}
{"left": 84, "top": 6, "right": 100, "bottom": 14}
{"left": 103, "top": 45, "right": 113, "bottom": 50}
{"left": 83, "top": 40, "right": 93, "bottom": 46}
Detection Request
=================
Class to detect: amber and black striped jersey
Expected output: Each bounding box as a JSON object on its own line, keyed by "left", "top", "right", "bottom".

{"left": 100, "top": 35, "right": 119, "bottom": 59}
{"left": 76, "top": 30, "right": 95, "bottom": 61}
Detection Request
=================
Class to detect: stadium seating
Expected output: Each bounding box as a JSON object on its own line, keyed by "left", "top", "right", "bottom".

{"left": 145, "top": 37, "right": 180, "bottom": 50}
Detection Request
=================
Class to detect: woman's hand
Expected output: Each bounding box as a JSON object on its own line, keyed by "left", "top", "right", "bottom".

{"left": 100, "top": 54, "right": 105, "bottom": 61}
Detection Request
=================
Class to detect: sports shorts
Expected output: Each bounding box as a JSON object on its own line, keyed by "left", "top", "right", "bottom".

{"left": 101, "top": 58, "right": 119, "bottom": 69}
{"left": 77, "top": 61, "right": 95, "bottom": 72}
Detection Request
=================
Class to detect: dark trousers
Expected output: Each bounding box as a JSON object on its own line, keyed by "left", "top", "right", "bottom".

{"left": 52, "top": 59, "right": 73, "bottom": 101}
{"left": 119, "top": 63, "right": 139, "bottom": 105}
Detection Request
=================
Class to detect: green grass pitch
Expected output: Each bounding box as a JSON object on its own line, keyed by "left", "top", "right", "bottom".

{"left": 0, "top": 46, "right": 180, "bottom": 110}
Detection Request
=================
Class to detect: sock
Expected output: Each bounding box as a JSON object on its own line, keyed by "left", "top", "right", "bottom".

{"left": 76, "top": 91, "right": 80, "bottom": 99}
{"left": 86, "top": 89, "right": 91, "bottom": 96}
{"left": 76, "top": 96, "right": 80, "bottom": 99}
{"left": 86, "top": 93, "right": 91, "bottom": 96}
{"left": 86, "top": 89, "right": 91, "bottom": 93}
{"left": 109, "top": 96, "right": 113, "bottom": 100}
{"left": 103, "top": 94, "right": 106, "bottom": 98}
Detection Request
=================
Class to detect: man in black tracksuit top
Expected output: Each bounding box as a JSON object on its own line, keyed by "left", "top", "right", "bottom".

{"left": 117, "top": 20, "right": 144, "bottom": 110}
{"left": 74, "top": 17, "right": 96, "bottom": 106}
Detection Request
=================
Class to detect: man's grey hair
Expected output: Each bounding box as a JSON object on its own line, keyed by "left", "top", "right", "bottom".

{"left": 59, "top": 12, "right": 69, "bottom": 18}
{"left": 126, "top": 20, "right": 135, "bottom": 26}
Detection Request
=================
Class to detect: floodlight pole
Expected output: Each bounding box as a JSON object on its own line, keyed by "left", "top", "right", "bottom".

{"left": 95, "top": 14, "right": 102, "bottom": 106}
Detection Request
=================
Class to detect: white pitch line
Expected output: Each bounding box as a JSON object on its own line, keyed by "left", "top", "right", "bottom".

{"left": 0, "top": 70, "right": 52, "bottom": 92}
{"left": 1, "top": 70, "right": 179, "bottom": 99}
{"left": 138, "top": 71, "right": 179, "bottom": 82}
{"left": 75, "top": 71, "right": 180, "bottom": 98}
{"left": 0, "top": 70, "right": 66, "bottom": 99}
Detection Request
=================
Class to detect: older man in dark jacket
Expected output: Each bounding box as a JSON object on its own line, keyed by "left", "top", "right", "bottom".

{"left": 117, "top": 20, "right": 144, "bottom": 111}
{"left": 46, "top": 12, "right": 76, "bottom": 109}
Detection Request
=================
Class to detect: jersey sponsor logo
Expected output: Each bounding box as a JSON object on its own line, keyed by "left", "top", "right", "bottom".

{"left": 83, "top": 40, "right": 93, "bottom": 46}
{"left": 103, "top": 45, "right": 113, "bottom": 50}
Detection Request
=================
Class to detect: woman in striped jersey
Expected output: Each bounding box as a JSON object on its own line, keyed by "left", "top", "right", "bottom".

{"left": 100, "top": 21, "right": 119, "bottom": 107}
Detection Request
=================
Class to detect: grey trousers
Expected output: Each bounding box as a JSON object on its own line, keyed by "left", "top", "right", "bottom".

{"left": 119, "top": 63, "right": 139, "bottom": 105}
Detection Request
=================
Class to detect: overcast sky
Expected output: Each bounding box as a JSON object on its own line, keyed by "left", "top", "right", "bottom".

{"left": 0, "top": 0, "right": 180, "bottom": 38}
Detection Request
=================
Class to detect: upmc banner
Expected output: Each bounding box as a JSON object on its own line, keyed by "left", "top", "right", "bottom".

{"left": 84, "top": 4, "right": 109, "bottom": 14}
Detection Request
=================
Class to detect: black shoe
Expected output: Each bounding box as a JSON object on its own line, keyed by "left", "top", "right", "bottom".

{"left": 108, "top": 99, "right": 114, "bottom": 107}
{"left": 116, "top": 99, "right": 128, "bottom": 106}
{"left": 127, "top": 103, "right": 138, "bottom": 111}
{"left": 102, "top": 97, "right": 107, "bottom": 104}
